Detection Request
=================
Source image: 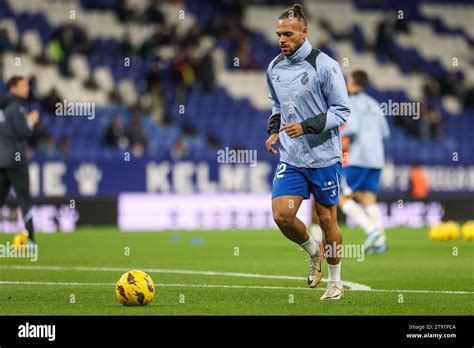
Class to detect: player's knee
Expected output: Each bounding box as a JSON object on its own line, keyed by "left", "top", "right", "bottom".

{"left": 272, "top": 210, "right": 295, "bottom": 227}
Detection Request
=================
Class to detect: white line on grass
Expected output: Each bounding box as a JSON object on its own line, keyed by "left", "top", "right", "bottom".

{"left": 0, "top": 265, "right": 371, "bottom": 291}
{"left": 0, "top": 280, "right": 473, "bottom": 295}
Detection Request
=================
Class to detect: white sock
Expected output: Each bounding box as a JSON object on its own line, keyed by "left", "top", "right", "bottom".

{"left": 365, "top": 204, "right": 386, "bottom": 246}
{"left": 300, "top": 236, "right": 319, "bottom": 257}
{"left": 309, "top": 224, "right": 323, "bottom": 243}
{"left": 327, "top": 262, "right": 341, "bottom": 284}
{"left": 341, "top": 199, "right": 376, "bottom": 235}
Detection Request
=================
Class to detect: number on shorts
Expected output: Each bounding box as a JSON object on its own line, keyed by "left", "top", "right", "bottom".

{"left": 276, "top": 163, "right": 286, "bottom": 179}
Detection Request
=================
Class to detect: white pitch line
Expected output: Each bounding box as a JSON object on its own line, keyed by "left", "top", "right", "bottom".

{"left": 0, "top": 280, "right": 473, "bottom": 295}
{"left": 0, "top": 265, "right": 370, "bottom": 291}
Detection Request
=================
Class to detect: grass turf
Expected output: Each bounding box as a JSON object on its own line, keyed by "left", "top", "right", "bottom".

{"left": 0, "top": 226, "right": 472, "bottom": 315}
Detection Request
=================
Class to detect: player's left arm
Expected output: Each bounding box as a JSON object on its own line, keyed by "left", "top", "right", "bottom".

{"left": 283, "top": 62, "right": 350, "bottom": 138}
{"left": 300, "top": 62, "right": 350, "bottom": 135}
{"left": 340, "top": 99, "right": 358, "bottom": 138}
{"left": 380, "top": 108, "right": 390, "bottom": 139}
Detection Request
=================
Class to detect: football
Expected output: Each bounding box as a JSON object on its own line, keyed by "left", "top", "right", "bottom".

{"left": 115, "top": 270, "right": 156, "bottom": 306}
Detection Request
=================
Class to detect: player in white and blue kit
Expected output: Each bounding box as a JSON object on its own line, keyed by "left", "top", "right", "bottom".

{"left": 265, "top": 4, "right": 350, "bottom": 300}
{"left": 339, "top": 70, "right": 390, "bottom": 253}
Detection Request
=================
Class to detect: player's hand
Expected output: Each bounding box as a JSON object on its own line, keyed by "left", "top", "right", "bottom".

{"left": 280, "top": 123, "right": 304, "bottom": 138}
{"left": 27, "top": 110, "right": 40, "bottom": 125}
{"left": 265, "top": 133, "right": 279, "bottom": 155}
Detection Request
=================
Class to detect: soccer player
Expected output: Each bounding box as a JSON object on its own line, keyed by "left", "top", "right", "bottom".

{"left": 339, "top": 70, "right": 390, "bottom": 253}
{"left": 265, "top": 4, "right": 350, "bottom": 300}
{"left": 0, "top": 76, "right": 40, "bottom": 248}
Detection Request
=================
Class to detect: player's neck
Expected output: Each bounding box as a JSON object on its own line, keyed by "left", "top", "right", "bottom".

{"left": 286, "top": 39, "right": 312, "bottom": 63}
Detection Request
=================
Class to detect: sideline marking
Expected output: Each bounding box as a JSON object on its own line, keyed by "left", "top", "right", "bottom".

{"left": 0, "top": 265, "right": 370, "bottom": 290}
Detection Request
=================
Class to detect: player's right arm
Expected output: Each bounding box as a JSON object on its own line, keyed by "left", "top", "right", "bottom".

{"left": 265, "top": 66, "right": 281, "bottom": 155}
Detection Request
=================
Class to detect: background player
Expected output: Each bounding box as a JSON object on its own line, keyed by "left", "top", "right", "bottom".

{"left": 310, "top": 70, "right": 389, "bottom": 253}
{"left": 340, "top": 70, "right": 390, "bottom": 253}
{"left": 0, "top": 76, "right": 40, "bottom": 249}
{"left": 265, "top": 4, "right": 350, "bottom": 300}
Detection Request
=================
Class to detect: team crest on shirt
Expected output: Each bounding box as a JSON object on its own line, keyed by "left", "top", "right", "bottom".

{"left": 301, "top": 72, "right": 309, "bottom": 85}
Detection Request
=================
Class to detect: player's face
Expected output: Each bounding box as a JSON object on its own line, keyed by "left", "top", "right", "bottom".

{"left": 276, "top": 19, "right": 307, "bottom": 56}
{"left": 347, "top": 76, "right": 355, "bottom": 94}
{"left": 10, "top": 79, "right": 30, "bottom": 99}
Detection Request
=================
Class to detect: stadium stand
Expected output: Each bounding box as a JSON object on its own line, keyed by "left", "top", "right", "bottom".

{"left": 0, "top": 0, "right": 472, "bottom": 165}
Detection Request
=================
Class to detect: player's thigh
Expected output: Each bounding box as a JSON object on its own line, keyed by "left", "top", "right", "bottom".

{"left": 351, "top": 190, "right": 364, "bottom": 202}
{"left": 272, "top": 195, "right": 304, "bottom": 224}
{"left": 272, "top": 162, "right": 310, "bottom": 199}
{"left": 343, "top": 166, "right": 367, "bottom": 193}
{"left": 308, "top": 162, "right": 342, "bottom": 206}
{"left": 358, "top": 169, "right": 381, "bottom": 196}
{"left": 359, "top": 191, "right": 377, "bottom": 206}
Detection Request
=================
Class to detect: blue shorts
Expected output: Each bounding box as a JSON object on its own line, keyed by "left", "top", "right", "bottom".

{"left": 343, "top": 166, "right": 381, "bottom": 194}
{"left": 272, "top": 162, "right": 342, "bottom": 205}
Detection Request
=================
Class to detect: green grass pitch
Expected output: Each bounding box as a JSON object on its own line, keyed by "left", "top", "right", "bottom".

{"left": 0, "top": 225, "right": 472, "bottom": 315}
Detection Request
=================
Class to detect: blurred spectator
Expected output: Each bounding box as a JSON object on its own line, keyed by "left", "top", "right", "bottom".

{"left": 145, "top": 0, "right": 165, "bottom": 24}
{"left": 39, "top": 135, "right": 58, "bottom": 159}
{"left": 76, "top": 27, "right": 94, "bottom": 56}
{"left": 48, "top": 25, "right": 95, "bottom": 76}
{"left": 194, "top": 50, "right": 215, "bottom": 92}
{"left": 28, "top": 75, "right": 39, "bottom": 102}
{"left": 394, "top": 8, "right": 410, "bottom": 33}
{"left": 181, "top": 24, "right": 202, "bottom": 48}
{"left": 115, "top": 0, "right": 135, "bottom": 22}
{"left": 170, "top": 139, "right": 191, "bottom": 161}
{"left": 229, "top": 37, "right": 258, "bottom": 70}
{"left": 409, "top": 163, "right": 430, "bottom": 199}
{"left": 58, "top": 138, "right": 70, "bottom": 159}
{"left": 140, "top": 27, "right": 176, "bottom": 59}
{"left": 119, "top": 33, "right": 135, "bottom": 57}
{"left": 0, "top": 28, "right": 15, "bottom": 53}
{"left": 422, "top": 75, "right": 441, "bottom": 105}
{"left": 83, "top": 72, "right": 99, "bottom": 90}
{"left": 181, "top": 123, "right": 198, "bottom": 137}
{"left": 172, "top": 47, "right": 196, "bottom": 104}
{"left": 206, "top": 133, "right": 221, "bottom": 149}
{"left": 46, "top": 38, "right": 65, "bottom": 65}
{"left": 144, "top": 58, "right": 166, "bottom": 124}
{"left": 439, "top": 71, "right": 461, "bottom": 97}
{"left": 374, "top": 11, "right": 397, "bottom": 62}
{"left": 145, "top": 58, "right": 163, "bottom": 92}
{"left": 463, "top": 82, "right": 474, "bottom": 109}
{"left": 41, "top": 88, "right": 62, "bottom": 114}
{"left": 149, "top": 82, "right": 166, "bottom": 125}
{"left": 419, "top": 103, "right": 443, "bottom": 140}
{"left": 104, "top": 115, "right": 128, "bottom": 150}
{"left": 28, "top": 120, "right": 49, "bottom": 149}
{"left": 126, "top": 119, "right": 148, "bottom": 156}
